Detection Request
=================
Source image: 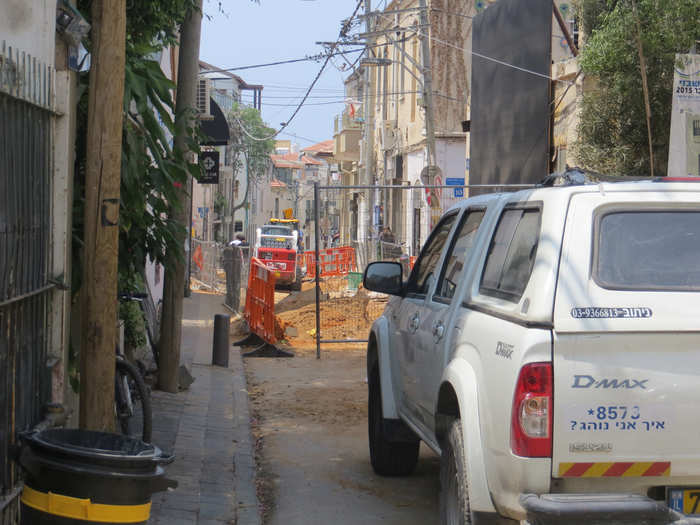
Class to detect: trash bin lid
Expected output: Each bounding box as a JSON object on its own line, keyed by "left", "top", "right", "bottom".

{"left": 24, "top": 429, "right": 160, "bottom": 465}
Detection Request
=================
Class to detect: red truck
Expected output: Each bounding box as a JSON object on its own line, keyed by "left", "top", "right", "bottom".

{"left": 254, "top": 218, "right": 304, "bottom": 291}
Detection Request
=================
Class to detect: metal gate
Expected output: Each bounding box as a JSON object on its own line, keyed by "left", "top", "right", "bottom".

{"left": 0, "top": 43, "right": 54, "bottom": 521}
{"left": 310, "top": 183, "right": 532, "bottom": 357}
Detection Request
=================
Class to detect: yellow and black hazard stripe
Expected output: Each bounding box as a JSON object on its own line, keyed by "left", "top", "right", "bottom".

{"left": 21, "top": 485, "right": 151, "bottom": 523}
{"left": 558, "top": 461, "right": 671, "bottom": 478}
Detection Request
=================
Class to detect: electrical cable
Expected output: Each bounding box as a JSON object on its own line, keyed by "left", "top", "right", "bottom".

{"left": 232, "top": 0, "right": 366, "bottom": 142}
{"left": 239, "top": 89, "right": 447, "bottom": 101}
{"left": 371, "top": 8, "right": 574, "bottom": 84}
{"left": 201, "top": 49, "right": 365, "bottom": 73}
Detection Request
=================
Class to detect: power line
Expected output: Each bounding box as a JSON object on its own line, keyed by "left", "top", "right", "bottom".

{"left": 233, "top": 0, "right": 366, "bottom": 142}
{"left": 201, "top": 49, "right": 365, "bottom": 73}
{"left": 240, "top": 89, "right": 461, "bottom": 105}
{"left": 278, "top": 131, "right": 324, "bottom": 144}
{"left": 207, "top": 40, "right": 399, "bottom": 78}
{"left": 371, "top": 8, "right": 573, "bottom": 84}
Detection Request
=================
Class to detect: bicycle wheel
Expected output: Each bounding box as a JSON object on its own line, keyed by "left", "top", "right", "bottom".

{"left": 115, "top": 358, "right": 152, "bottom": 443}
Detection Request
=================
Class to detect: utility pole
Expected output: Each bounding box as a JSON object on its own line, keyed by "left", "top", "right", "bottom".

{"left": 417, "top": 0, "right": 437, "bottom": 168}
{"left": 80, "top": 0, "right": 127, "bottom": 431}
{"left": 362, "top": 0, "right": 374, "bottom": 245}
{"left": 159, "top": 1, "right": 203, "bottom": 393}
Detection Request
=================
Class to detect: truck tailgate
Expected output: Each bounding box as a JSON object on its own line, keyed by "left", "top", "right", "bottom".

{"left": 552, "top": 191, "right": 700, "bottom": 481}
{"left": 552, "top": 332, "right": 700, "bottom": 479}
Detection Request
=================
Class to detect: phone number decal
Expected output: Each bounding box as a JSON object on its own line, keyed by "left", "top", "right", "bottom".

{"left": 571, "top": 307, "right": 652, "bottom": 319}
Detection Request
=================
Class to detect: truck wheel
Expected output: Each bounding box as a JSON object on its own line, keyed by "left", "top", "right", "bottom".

{"left": 368, "top": 366, "right": 419, "bottom": 476}
{"left": 291, "top": 276, "right": 302, "bottom": 291}
{"left": 440, "top": 420, "right": 471, "bottom": 524}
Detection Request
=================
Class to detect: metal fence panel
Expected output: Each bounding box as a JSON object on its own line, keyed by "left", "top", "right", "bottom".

{"left": 190, "top": 239, "right": 227, "bottom": 294}
{"left": 311, "top": 183, "right": 532, "bottom": 355}
{"left": 0, "top": 42, "right": 53, "bottom": 521}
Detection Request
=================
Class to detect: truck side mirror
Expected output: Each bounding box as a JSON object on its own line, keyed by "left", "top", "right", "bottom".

{"left": 364, "top": 262, "right": 403, "bottom": 296}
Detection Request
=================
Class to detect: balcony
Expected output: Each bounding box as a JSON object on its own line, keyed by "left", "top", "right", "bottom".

{"left": 333, "top": 108, "right": 362, "bottom": 162}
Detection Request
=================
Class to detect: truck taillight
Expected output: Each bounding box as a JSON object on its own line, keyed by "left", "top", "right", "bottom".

{"left": 511, "top": 362, "right": 552, "bottom": 458}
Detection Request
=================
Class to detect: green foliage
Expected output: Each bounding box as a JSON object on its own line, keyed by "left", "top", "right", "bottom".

{"left": 125, "top": 0, "right": 199, "bottom": 50}
{"left": 117, "top": 272, "right": 148, "bottom": 356}
{"left": 120, "top": 56, "right": 192, "bottom": 280}
{"left": 228, "top": 104, "right": 276, "bottom": 211}
{"left": 574, "top": 0, "right": 699, "bottom": 176}
{"left": 73, "top": 0, "right": 204, "bottom": 288}
{"left": 214, "top": 191, "right": 228, "bottom": 215}
{"left": 120, "top": 301, "right": 148, "bottom": 349}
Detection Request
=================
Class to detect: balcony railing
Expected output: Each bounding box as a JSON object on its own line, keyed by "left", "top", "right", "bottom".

{"left": 334, "top": 108, "right": 362, "bottom": 134}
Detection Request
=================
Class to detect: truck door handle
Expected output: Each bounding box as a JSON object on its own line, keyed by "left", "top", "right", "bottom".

{"left": 409, "top": 313, "right": 420, "bottom": 332}
{"left": 433, "top": 321, "right": 445, "bottom": 342}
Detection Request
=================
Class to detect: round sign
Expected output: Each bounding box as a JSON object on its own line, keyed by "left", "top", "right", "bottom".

{"left": 419, "top": 165, "right": 442, "bottom": 185}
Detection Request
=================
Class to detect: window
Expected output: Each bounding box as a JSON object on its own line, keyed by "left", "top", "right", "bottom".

{"left": 480, "top": 207, "right": 541, "bottom": 302}
{"left": 234, "top": 221, "right": 243, "bottom": 232}
{"left": 275, "top": 198, "right": 279, "bottom": 218}
{"left": 261, "top": 226, "right": 291, "bottom": 236}
{"left": 595, "top": 210, "right": 700, "bottom": 290}
{"left": 435, "top": 210, "right": 485, "bottom": 301}
{"left": 405, "top": 214, "right": 457, "bottom": 296}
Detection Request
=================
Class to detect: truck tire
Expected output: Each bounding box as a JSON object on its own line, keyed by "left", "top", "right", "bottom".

{"left": 440, "top": 420, "right": 471, "bottom": 525}
{"left": 368, "top": 366, "right": 419, "bottom": 476}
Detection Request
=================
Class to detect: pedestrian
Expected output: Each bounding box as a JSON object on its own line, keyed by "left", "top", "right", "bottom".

{"left": 379, "top": 226, "right": 395, "bottom": 244}
{"left": 229, "top": 233, "right": 246, "bottom": 246}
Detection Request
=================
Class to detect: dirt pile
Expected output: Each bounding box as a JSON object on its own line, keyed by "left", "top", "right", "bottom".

{"left": 275, "top": 288, "right": 388, "bottom": 348}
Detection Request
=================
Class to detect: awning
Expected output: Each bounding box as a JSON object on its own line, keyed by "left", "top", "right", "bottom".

{"left": 200, "top": 97, "right": 230, "bottom": 146}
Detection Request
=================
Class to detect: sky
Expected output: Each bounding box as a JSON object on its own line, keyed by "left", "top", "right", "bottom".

{"left": 199, "top": 0, "right": 364, "bottom": 148}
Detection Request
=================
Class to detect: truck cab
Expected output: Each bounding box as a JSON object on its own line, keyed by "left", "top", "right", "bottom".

{"left": 254, "top": 218, "right": 303, "bottom": 290}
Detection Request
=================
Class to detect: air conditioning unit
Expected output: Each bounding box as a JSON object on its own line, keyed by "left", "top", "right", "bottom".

{"left": 197, "top": 78, "right": 212, "bottom": 120}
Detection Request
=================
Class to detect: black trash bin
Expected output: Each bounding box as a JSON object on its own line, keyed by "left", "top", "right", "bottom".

{"left": 17, "top": 428, "right": 176, "bottom": 524}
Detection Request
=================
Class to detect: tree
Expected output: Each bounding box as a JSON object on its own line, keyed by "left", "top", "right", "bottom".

{"left": 574, "top": 0, "right": 699, "bottom": 176}
{"left": 73, "top": 0, "right": 202, "bottom": 395}
{"left": 227, "top": 104, "right": 276, "bottom": 214}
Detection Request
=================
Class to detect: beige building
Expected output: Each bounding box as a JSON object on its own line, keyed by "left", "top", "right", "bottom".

{"left": 335, "top": 0, "right": 472, "bottom": 256}
{"left": 333, "top": 0, "right": 581, "bottom": 258}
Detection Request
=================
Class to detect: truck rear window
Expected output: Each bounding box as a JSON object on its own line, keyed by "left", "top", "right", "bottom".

{"left": 596, "top": 211, "right": 700, "bottom": 290}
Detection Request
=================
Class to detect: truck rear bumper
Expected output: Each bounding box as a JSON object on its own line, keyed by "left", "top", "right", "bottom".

{"left": 520, "top": 493, "right": 700, "bottom": 525}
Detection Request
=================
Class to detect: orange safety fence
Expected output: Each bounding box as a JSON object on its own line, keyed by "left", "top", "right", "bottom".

{"left": 244, "top": 257, "right": 278, "bottom": 345}
{"left": 303, "top": 246, "right": 357, "bottom": 279}
{"left": 409, "top": 255, "right": 417, "bottom": 269}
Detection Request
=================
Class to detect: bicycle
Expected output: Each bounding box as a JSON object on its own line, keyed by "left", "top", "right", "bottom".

{"left": 115, "top": 292, "right": 153, "bottom": 443}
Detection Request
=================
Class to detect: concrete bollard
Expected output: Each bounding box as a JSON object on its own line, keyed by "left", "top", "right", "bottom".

{"left": 212, "top": 314, "right": 230, "bottom": 367}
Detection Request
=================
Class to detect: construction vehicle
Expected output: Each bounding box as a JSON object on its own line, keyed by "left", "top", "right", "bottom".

{"left": 254, "top": 217, "right": 304, "bottom": 291}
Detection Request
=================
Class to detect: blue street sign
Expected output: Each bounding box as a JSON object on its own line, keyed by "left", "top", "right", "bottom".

{"left": 446, "top": 177, "right": 465, "bottom": 198}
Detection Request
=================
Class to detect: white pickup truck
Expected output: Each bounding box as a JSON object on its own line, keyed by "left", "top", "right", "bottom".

{"left": 363, "top": 175, "right": 700, "bottom": 525}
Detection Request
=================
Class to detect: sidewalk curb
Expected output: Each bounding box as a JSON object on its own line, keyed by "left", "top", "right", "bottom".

{"left": 230, "top": 345, "right": 261, "bottom": 525}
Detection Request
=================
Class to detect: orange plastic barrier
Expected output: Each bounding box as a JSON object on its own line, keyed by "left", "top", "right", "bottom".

{"left": 303, "top": 246, "right": 357, "bottom": 279}
{"left": 302, "top": 252, "right": 316, "bottom": 279}
{"left": 244, "top": 257, "right": 278, "bottom": 344}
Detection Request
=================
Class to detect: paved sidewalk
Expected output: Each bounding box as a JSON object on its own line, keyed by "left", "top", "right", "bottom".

{"left": 148, "top": 292, "right": 259, "bottom": 525}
